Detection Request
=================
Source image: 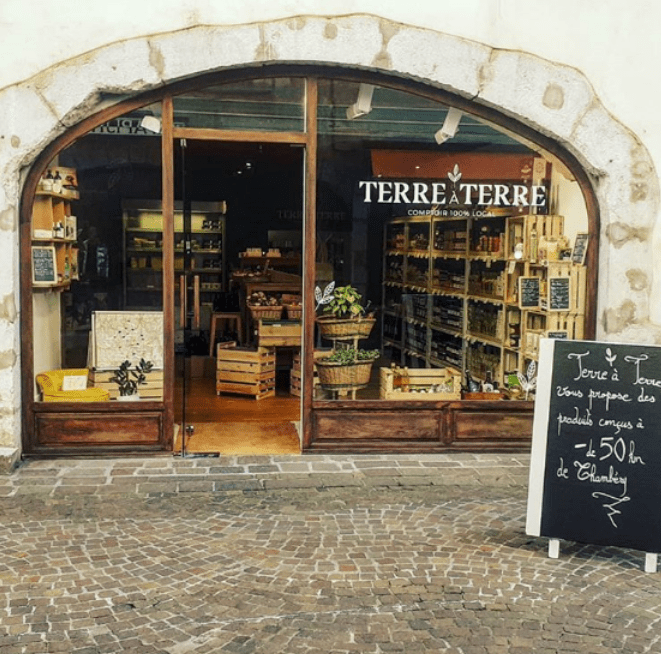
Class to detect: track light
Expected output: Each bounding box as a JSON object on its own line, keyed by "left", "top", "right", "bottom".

{"left": 140, "top": 114, "right": 161, "bottom": 134}
{"left": 434, "top": 107, "right": 462, "bottom": 144}
{"left": 346, "top": 84, "right": 375, "bottom": 120}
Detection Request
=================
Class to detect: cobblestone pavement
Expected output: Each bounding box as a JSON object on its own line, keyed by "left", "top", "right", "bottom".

{"left": 2, "top": 454, "right": 661, "bottom": 653}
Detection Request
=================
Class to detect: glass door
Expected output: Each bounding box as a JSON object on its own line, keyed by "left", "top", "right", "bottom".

{"left": 173, "top": 137, "right": 304, "bottom": 455}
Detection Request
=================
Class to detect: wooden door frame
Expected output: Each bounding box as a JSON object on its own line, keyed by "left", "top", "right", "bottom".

{"left": 19, "top": 66, "right": 598, "bottom": 456}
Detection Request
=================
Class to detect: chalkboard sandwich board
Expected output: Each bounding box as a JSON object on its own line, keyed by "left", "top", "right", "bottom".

{"left": 548, "top": 276, "right": 571, "bottom": 312}
{"left": 527, "top": 338, "right": 661, "bottom": 554}
{"left": 32, "top": 245, "right": 57, "bottom": 286}
{"left": 571, "top": 233, "right": 589, "bottom": 265}
{"left": 518, "top": 276, "right": 540, "bottom": 309}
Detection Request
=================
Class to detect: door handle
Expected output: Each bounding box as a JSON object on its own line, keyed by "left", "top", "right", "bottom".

{"left": 179, "top": 274, "right": 186, "bottom": 327}
{"left": 193, "top": 275, "right": 200, "bottom": 330}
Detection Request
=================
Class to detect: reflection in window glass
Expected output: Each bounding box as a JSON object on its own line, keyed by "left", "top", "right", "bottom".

{"left": 314, "top": 80, "right": 588, "bottom": 402}
{"left": 32, "top": 108, "right": 163, "bottom": 403}
{"left": 173, "top": 78, "right": 305, "bottom": 132}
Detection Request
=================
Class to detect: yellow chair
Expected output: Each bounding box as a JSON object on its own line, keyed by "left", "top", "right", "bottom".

{"left": 36, "top": 369, "right": 110, "bottom": 402}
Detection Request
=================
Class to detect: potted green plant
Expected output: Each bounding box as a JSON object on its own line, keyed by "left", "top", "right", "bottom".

{"left": 315, "top": 283, "right": 376, "bottom": 340}
{"left": 110, "top": 358, "right": 154, "bottom": 400}
{"left": 315, "top": 347, "right": 380, "bottom": 390}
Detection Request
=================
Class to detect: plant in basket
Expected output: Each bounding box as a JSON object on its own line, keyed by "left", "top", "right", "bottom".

{"left": 315, "top": 347, "right": 380, "bottom": 389}
{"left": 315, "top": 283, "right": 376, "bottom": 339}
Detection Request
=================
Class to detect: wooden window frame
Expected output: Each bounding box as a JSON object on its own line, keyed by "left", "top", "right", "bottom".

{"left": 19, "top": 66, "right": 598, "bottom": 455}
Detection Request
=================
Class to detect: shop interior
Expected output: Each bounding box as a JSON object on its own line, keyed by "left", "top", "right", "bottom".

{"left": 29, "top": 79, "right": 589, "bottom": 455}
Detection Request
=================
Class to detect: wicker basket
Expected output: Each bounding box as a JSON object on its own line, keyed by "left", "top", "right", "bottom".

{"left": 315, "top": 359, "right": 375, "bottom": 389}
{"left": 316, "top": 316, "right": 376, "bottom": 340}
{"left": 284, "top": 304, "right": 302, "bottom": 320}
{"left": 248, "top": 304, "right": 283, "bottom": 321}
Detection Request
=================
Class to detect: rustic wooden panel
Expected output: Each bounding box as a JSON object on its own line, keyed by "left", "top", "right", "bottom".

{"left": 451, "top": 408, "right": 533, "bottom": 442}
{"left": 35, "top": 413, "right": 162, "bottom": 446}
{"left": 313, "top": 410, "right": 440, "bottom": 442}
{"left": 306, "top": 401, "right": 535, "bottom": 452}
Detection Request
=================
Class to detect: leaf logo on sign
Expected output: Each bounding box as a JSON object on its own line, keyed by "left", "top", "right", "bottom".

{"left": 517, "top": 360, "right": 537, "bottom": 400}
{"left": 315, "top": 281, "right": 335, "bottom": 310}
{"left": 447, "top": 164, "right": 462, "bottom": 184}
{"left": 605, "top": 347, "right": 617, "bottom": 367}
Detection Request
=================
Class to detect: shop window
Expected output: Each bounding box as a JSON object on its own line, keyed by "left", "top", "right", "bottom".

{"left": 31, "top": 107, "right": 164, "bottom": 404}
{"left": 313, "top": 80, "right": 589, "bottom": 402}
{"left": 173, "top": 78, "right": 305, "bottom": 132}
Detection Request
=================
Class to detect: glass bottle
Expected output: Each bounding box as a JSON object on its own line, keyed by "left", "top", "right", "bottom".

{"left": 52, "top": 170, "right": 62, "bottom": 194}
{"left": 530, "top": 226, "right": 538, "bottom": 263}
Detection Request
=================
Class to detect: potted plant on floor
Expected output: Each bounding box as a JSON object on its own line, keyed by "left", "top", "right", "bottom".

{"left": 315, "top": 283, "right": 376, "bottom": 340}
{"left": 110, "top": 358, "right": 154, "bottom": 400}
{"left": 315, "top": 347, "right": 380, "bottom": 390}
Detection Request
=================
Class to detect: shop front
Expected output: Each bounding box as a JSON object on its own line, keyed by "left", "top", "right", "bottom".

{"left": 20, "top": 69, "right": 597, "bottom": 457}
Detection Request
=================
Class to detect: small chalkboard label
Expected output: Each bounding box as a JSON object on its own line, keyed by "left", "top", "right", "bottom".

{"left": 548, "top": 276, "right": 571, "bottom": 312}
{"left": 32, "top": 246, "right": 57, "bottom": 285}
{"left": 571, "top": 233, "right": 589, "bottom": 265}
{"left": 527, "top": 339, "right": 661, "bottom": 553}
{"left": 519, "top": 276, "right": 540, "bottom": 309}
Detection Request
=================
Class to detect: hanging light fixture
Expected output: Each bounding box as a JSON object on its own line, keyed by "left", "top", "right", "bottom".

{"left": 139, "top": 103, "right": 162, "bottom": 134}
{"left": 346, "top": 84, "right": 375, "bottom": 120}
{"left": 434, "top": 107, "right": 462, "bottom": 144}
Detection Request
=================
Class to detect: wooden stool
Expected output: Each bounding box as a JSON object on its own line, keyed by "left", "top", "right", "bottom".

{"left": 209, "top": 312, "right": 242, "bottom": 356}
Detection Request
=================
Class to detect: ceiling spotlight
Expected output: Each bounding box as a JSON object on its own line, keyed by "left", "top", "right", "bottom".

{"left": 140, "top": 114, "right": 161, "bottom": 134}
{"left": 346, "top": 84, "right": 375, "bottom": 120}
{"left": 434, "top": 107, "right": 462, "bottom": 145}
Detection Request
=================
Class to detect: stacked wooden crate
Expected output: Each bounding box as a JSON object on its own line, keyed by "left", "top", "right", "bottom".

{"left": 89, "top": 369, "right": 164, "bottom": 400}
{"left": 216, "top": 346, "right": 276, "bottom": 400}
{"left": 257, "top": 319, "right": 302, "bottom": 347}
{"left": 290, "top": 350, "right": 328, "bottom": 397}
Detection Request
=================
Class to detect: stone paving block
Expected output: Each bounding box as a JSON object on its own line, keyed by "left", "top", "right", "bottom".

{"left": 1, "top": 454, "right": 658, "bottom": 652}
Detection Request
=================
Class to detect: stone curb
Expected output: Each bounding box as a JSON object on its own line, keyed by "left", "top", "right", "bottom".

{"left": 2, "top": 453, "right": 532, "bottom": 498}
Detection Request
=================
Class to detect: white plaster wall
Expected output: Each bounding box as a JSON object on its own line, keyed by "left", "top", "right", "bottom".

{"left": 32, "top": 293, "right": 62, "bottom": 397}
{"left": 1, "top": 0, "right": 660, "bottom": 172}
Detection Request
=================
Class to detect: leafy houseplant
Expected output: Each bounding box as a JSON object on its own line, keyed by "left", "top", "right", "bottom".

{"left": 322, "top": 285, "right": 369, "bottom": 318}
{"left": 320, "top": 348, "right": 380, "bottom": 364}
{"left": 110, "top": 358, "right": 154, "bottom": 398}
{"left": 315, "top": 283, "right": 376, "bottom": 340}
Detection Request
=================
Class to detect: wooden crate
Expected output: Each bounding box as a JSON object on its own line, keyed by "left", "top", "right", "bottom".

{"left": 380, "top": 366, "right": 462, "bottom": 400}
{"left": 90, "top": 369, "right": 164, "bottom": 400}
{"left": 258, "top": 320, "right": 302, "bottom": 347}
{"left": 216, "top": 346, "right": 275, "bottom": 400}
{"left": 290, "top": 350, "right": 327, "bottom": 397}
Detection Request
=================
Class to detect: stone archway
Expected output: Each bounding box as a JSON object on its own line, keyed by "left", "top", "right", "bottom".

{"left": 0, "top": 14, "right": 658, "bottom": 458}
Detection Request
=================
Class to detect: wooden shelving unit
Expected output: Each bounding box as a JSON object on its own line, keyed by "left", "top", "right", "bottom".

{"left": 31, "top": 190, "right": 79, "bottom": 289}
{"left": 382, "top": 213, "right": 586, "bottom": 386}
{"left": 122, "top": 200, "right": 226, "bottom": 314}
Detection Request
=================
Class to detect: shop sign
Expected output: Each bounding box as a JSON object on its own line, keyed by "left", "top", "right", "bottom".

{"left": 358, "top": 164, "right": 548, "bottom": 216}
{"left": 91, "top": 118, "right": 185, "bottom": 135}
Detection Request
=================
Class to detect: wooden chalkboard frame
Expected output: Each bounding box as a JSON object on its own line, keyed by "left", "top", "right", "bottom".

{"left": 548, "top": 276, "right": 571, "bottom": 312}
{"left": 31, "top": 245, "right": 57, "bottom": 285}
{"left": 571, "top": 232, "right": 589, "bottom": 265}
{"left": 518, "top": 276, "right": 540, "bottom": 309}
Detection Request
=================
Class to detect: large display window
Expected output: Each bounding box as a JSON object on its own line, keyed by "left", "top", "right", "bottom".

{"left": 310, "top": 80, "right": 588, "bottom": 408}
{"left": 21, "top": 70, "right": 595, "bottom": 456}
{"left": 28, "top": 108, "right": 166, "bottom": 450}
